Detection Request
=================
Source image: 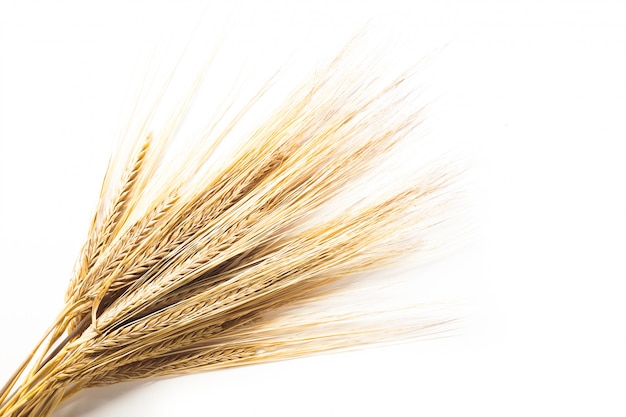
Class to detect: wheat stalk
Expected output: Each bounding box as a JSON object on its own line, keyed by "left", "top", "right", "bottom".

{"left": 0, "top": 42, "right": 459, "bottom": 417}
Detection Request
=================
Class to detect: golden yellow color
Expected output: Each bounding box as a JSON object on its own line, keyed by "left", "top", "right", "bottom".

{"left": 0, "top": 44, "right": 458, "bottom": 417}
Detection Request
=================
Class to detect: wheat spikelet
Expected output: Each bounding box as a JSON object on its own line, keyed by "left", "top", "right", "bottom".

{"left": 0, "top": 39, "right": 460, "bottom": 417}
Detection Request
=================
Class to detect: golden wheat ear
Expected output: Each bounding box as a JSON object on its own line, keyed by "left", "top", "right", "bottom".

{"left": 0, "top": 40, "right": 460, "bottom": 417}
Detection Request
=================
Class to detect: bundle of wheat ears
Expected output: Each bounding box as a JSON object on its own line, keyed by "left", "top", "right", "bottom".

{"left": 0, "top": 42, "right": 457, "bottom": 416}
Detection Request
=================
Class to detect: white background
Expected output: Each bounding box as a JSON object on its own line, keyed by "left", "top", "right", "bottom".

{"left": 1, "top": 1, "right": 625, "bottom": 416}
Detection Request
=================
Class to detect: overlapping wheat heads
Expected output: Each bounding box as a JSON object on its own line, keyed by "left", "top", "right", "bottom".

{"left": 0, "top": 46, "right": 458, "bottom": 417}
